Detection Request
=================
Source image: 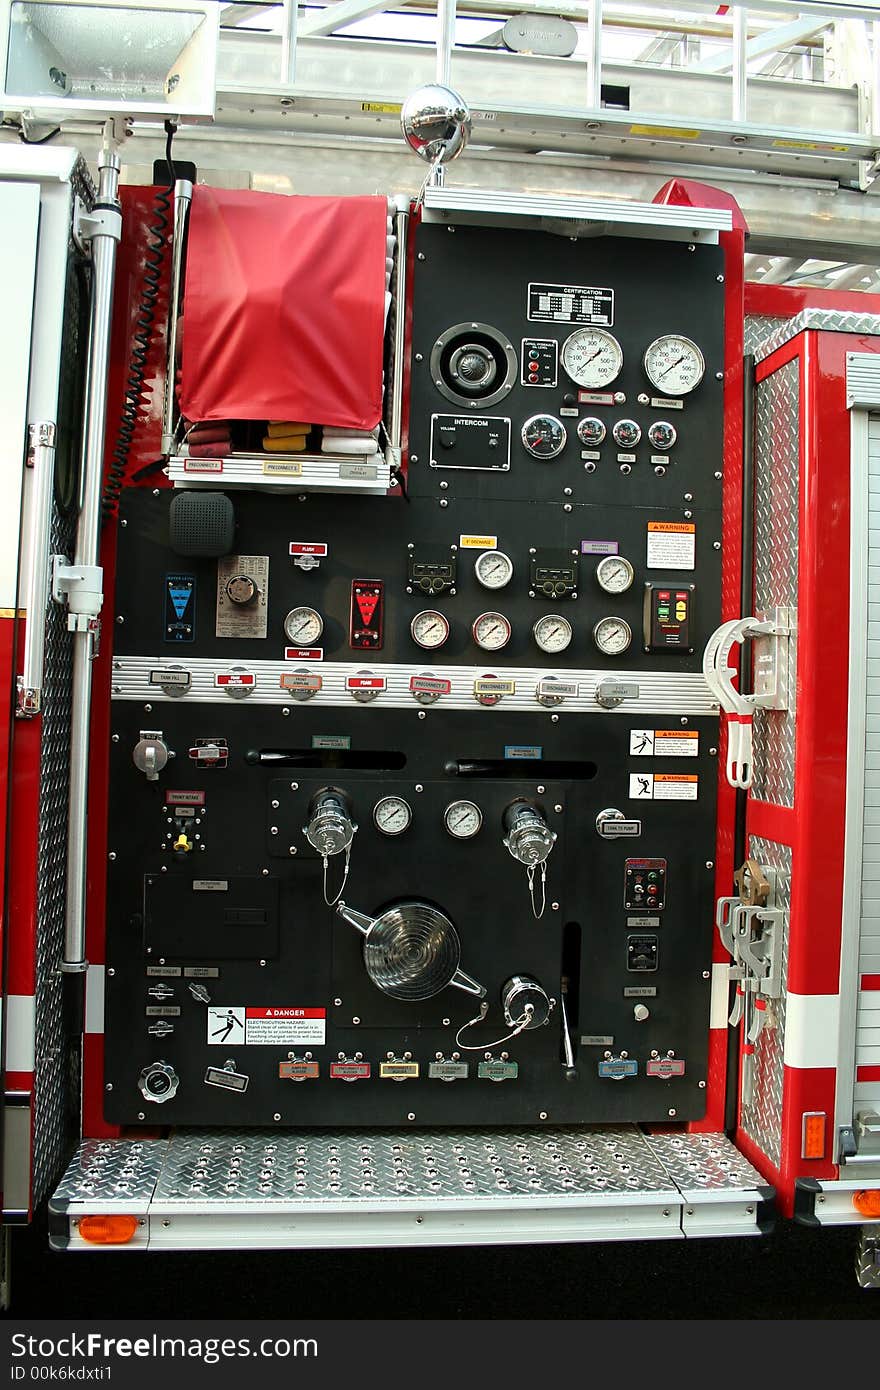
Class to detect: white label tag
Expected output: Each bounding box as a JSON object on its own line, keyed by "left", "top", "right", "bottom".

{"left": 646, "top": 522, "right": 696, "bottom": 570}
{"left": 630, "top": 729, "right": 699, "bottom": 757}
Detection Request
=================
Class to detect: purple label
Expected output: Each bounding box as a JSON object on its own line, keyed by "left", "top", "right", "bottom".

{"left": 581, "top": 540, "right": 619, "bottom": 556}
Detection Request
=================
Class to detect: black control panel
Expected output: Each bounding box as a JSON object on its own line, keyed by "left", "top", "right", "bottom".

{"left": 102, "top": 217, "right": 724, "bottom": 1128}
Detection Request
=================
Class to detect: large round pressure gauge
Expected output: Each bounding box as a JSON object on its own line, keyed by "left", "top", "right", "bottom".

{"left": 444, "top": 800, "right": 483, "bottom": 839}
{"left": 561, "top": 328, "right": 623, "bottom": 389}
{"left": 283, "top": 606, "right": 323, "bottom": 645}
{"left": 643, "top": 335, "right": 705, "bottom": 396}
{"left": 472, "top": 611, "right": 512, "bottom": 652}
{"left": 595, "top": 555, "right": 634, "bottom": 595}
{"left": 474, "top": 550, "right": 514, "bottom": 591}
{"left": 410, "top": 609, "right": 450, "bottom": 650}
{"left": 533, "top": 614, "right": 572, "bottom": 654}
{"left": 521, "top": 414, "right": 566, "bottom": 459}
{"left": 593, "top": 616, "right": 632, "bottom": 656}
{"left": 373, "top": 796, "right": 412, "bottom": 836}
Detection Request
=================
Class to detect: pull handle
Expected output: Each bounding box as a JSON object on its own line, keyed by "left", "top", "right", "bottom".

{"left": 335, "top": 901, "right": 377, "bottom": 936}
{"left": 449, "top": 967, "right": 486, "bottom": 999}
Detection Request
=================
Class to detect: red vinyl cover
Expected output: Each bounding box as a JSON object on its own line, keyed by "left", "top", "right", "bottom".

{"left": 178, "top": 188, "right": 388, "bottom": 429}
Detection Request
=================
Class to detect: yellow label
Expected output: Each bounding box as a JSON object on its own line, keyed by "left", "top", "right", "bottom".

{"left": 772, "top": 138, "right": 849, "bottom": 152}
{"left": 262, "top": 459, "right": 303, "bottom": 477}
{"left": 361, "top": 102, "right": 402, "bottom": 114}
{"left": 474, "top": 678, "right": 516, "bottom": 696}
{"left": 379, "top": 1061, "right": 420, "bottom": 1079}
{"left": 630, "top": 124, "right": 701, "bottom": 140}
{"left": 459, "top": 534, "right": 498, "bottom": 549}
{"left": 656, "top": 730, "right": 698, "bottom": 740}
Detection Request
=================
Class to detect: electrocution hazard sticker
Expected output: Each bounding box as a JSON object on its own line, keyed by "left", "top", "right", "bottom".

{"left": 646, "top": 521, "right": 696, "bottom": 570}
{"left": 207, "top": 1007, "right": 326, "bottom": 1045}
{"left": 630, "top": 730, "right": 699, "bottom": 757}
{"left": 629, "top": 773, "right": 699, "bottom": 800}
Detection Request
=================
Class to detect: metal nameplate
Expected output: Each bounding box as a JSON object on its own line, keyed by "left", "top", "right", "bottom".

{"left": 623, "top": 987, "right": 657, "bottom": 998}
{"left": 193, "top": 880, "right": 228, "bottom": 892}
{"left": 204, "top": 1066, "right": 249, "bottom": 1093}
{"left": 146, "top": 966, "right": 182, "bottom": 978}
{"left": 184, "top": 966, "right": 219, "bottom": 978}
{"left": 379, "top": 1061, "right": 420, "bottom": 1080}
{"left": 145, "top": 1005, "right": 181, "bottom": 1017}
{"left": 279, "top": 1060, "right": 320, "bottom": 1081}
{"left": 428, "top": 1061, "right": 470, "bottom": 1082}
{"left": 477, "top": 1060, "right": 518, "bottom": 1082}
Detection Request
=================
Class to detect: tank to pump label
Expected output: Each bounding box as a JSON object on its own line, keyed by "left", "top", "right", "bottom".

{"left": 206, "top": 1007, "right": 326, "bottom": 1046}
{"left": 629, "top": 773, "right": 699, "bottom": 801}
{"left": 646, "top": 522, "right": 695, "bottom": 570}
{"left": 630, "top": 730, "right": 699, "bottom": 757}
{"left": 527, "top": 282, "right": 614, "bottom": 325}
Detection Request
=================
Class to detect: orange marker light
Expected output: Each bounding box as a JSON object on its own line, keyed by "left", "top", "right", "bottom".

{"left": 852, "top": 1190, "right": 880, "bottom": 1218}
{"left": 801, "top": 1112, "right": 826, "bottom": 1161}
{"left": 77, "top": 1214, "right": 139, "bottom": 1245}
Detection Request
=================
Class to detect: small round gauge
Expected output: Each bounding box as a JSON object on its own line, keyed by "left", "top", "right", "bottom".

{"left": 474, "top": 549, "right": 514, "bottom": 591}
{"left": 283, "top": 605, "right": 323, "bottom": 645}
{"left": 521, "top": 414, "right": 566, "bottom": 459}
{"left": 410, "top": 609, "right": 450, "bottom": 650}
{"left": 648, "top": 420, "right": 677, "bottom": 452}
{"left": 373, "top": 795, "right": 412, "bottom": 837}
{"left": 533, "top": 613, "right": 573, "bottom": 654}
{"left": 444, "top": 799, "right": 483, "bottom": 840}
{"left": 473, "top": 611, "right": 512, "bottom": 652}
{"left": 226, "top": 574, "right": 257, "bottom": 605}
{"left": 643, "top": 335, "right": 705, "bottom": 396}
{"left": 577, "top": 416, "right": 606, "bottom": 447}
{"left": 596, "top": 555, "right": 635, "bottom": 595}
{"left": 612, "top": 418, "right": 641, "bottom": 449}
{"left": 561, "top": 328, "right": 623, "bottom": 389}
{"left": 593, "top": 616, "right": 633, "bottom": 656}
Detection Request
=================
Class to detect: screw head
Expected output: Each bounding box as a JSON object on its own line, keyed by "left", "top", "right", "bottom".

{"left": 273, "top": 1113, "right": 282, "bottom": 1122}
{"left": 111, "top": 733, "right": 119, "bottom": 743}
{"left": 668, "top": 1108, "right": 677, "bottom": 1117}
{"left": 539, "top": 1111, "right": 548, "bottom": 1121}
{"left": 407, "top": 1112, "right": 416, "bottom": 1121}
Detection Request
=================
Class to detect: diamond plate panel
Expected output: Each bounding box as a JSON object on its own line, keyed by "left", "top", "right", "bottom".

{"left": 744, "top": 314, "right": 789, "bottom": 359}
{"left": 751, "top": 360, "right": 799, "bottom": 807}
{"left": 855, "top": 1228, "right": 880, "bottom": 1289}
{"left": 153, "top": 1127, "right": 675, "bottom": 1204}
{"left": 645, "top": 1132, "right": 766, "bottom": 1192}
{"left": 739, "top": 837, "right": 791, "bottom": 1171}
{"left": 755, "top": 309, "right": 880, "bottom": 363}
{"left": 53, "top": 1139, "right": 167, "bottom": 1206}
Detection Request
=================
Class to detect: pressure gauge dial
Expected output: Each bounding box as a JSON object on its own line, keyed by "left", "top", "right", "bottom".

{"left": 612, "top": 419, "right": 641, "bottom": 449}
{"left": 473, "top": 611, "right": 512, "bottom": 652}
{"left": 284, "top": 606, "right": 323, "bottom": 645}
{"left": 643, "top": 335, "right": 705, "bottom": 396}
{"left": 410, "top": 609, "right": 450, "bottom": 650}
{"left": 474, "top": 549, "right": 514, "bottom": 591}
{"left": 373, "top": 796, "right": 412, "bottom": 837}
{"left": 577, "top": 416, "right": 606, "bottom": 447}
{"left": 648, "top": 420, "right": 677, "bottom": 452}
{"left": 521, "top": 414, "right": 566, "bottom": 459}
{"left": 593, "top": 616, "right": 632, "bottom": 656}
{"left": 444, "top": 799, "right": 483, "bottom": 840}
{"left": 561, "top": 328, "right": 623, "bottom": 389}
{"left": 533, "top": 613, "right": 572, "bottom": 654}
{"left": 595, "top": 555, "right": 634, "bottom": 595}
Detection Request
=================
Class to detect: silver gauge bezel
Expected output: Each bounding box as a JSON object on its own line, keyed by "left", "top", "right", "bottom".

{"left": 283, "top": 605, "right": 323, "bottom": 645}
{"left": 642, "top": 334, "right": 706, "bottom": 396}
{"left": 612, "top": 418, "right": 641, "bottom": 448}
{"left": 647, "top": 419, "right": 678, "bottom": 451}
{"left": 410, "top": 609, "right": 450, "bottom": 650}
{"left": 472, "top": 611, "right": 512, "bottom": 651}
{"left": 444, "top": 799, "right": 483, "bottom": 839}
{"left": 595, "top": 555, "right": 635, "bottom": 595}
{"left": 576, "top": 416, "right": 607, "bottom": 447}
{"left": 532, "top": 613, "right": 573, "bottom": 654}
{"left": 474, "top": 549, "right": 514, "bottom": 591}
{"left": 521, "top": 414, "right": 567, "bottom": 459}
{"left": 373, "top": 796, "right": 413, "bottom": 836}
{"left": 560, "top": 327, "right": 624, "bottom": 389}
{"left": 593, "top": 615, "right": 633, "bottom": 655}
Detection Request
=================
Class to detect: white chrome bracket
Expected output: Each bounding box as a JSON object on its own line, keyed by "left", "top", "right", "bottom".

{"left": 702, "top": 610, "right": 794, "bottom": 789}
{"left": 52, "top": 555, "right": 104, "bottom": 631}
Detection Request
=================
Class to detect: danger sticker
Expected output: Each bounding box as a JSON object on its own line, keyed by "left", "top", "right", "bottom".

{"left": 647, "top": 521, "right": 696, "bottom": 571}
{"left": 630, "top": 730, "right": 699, "bottom": 757}
{"left": 629, "top": 773, "right": 699, "bottom": 801}
{"left": 207, "top": 1007, "right": 326, "bottom": 1046}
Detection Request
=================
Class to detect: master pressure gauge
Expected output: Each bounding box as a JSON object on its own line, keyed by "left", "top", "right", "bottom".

{"left": 283, "top": 606, "right": 323, "bottom": 645}
{"left": 595, "top": 555, "right": 634, "bottom": 595}
{"left": 561, "top": 328, "right": 623, "bottom": 389}
{"left": 473, "top": 611, "right": 512, "bottom": 652}
{"left": 410, "top": 609, "right": 450, "bottom": 650}
{"left": 522, "top": 414, "right": 566, "bottom": 459}
{"left": 474, "top": 549, "right": 514, "bottom": 591}
{"left": 373, "top": 796, "right": 412, "bottom": 836}
{"left": 533, "top": 614, "right": 572, "bottom": 654}
{"left": 643, "top": 335, "right": 705, "bottom": 396}
{"left": 593, "top": 616, "right": 632, "bottom": 656}
{"left": 444, "top": 800, "right": 483, "bottom": 839}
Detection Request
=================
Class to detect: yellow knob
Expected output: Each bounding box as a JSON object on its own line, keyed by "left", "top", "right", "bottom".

{"left": 173, "top": 833, "right": 193, "bottom": 853}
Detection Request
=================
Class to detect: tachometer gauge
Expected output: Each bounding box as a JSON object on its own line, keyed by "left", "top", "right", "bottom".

{"left": 410, "top": 609, "right": 450, "bottom": 650}
{"left": 648, "top": 420, "right": 677, "bottom": 451}
{"left": 444, "top": 800, "right": 483, "bottom": 839}
{"left": 595, "top": 555, "right": 634, "bottom": 595}
{"left": 521, "top": 414, "right": 566, "bottom": 459}
{"left": 473, "top": 611, "right": 512, "bottom": 652}
{"left": 593, "top": 616, "right": 632, "bottom": 656}
{"left": 474, "top": 549, "right": 514, "bottom": 591}
{"left": 283, "top": 606, "right": 323, "bottom": 645}
{"left": 373, "top": 796, "right": 412, "bottom": 836}
{"left": 533, "top": 613, "right": 572, "bottom": 654}
{"left": 577, "top": 416, "right": 606, "bottom": 447}
{"left": 561, "top": 328, "right": 623, "bottom": 389}
{"left": 643, "top": 335, "right": 705, "bottom": 396}
{"left": 612, "top": 419, "right": 641, "bottom": 449}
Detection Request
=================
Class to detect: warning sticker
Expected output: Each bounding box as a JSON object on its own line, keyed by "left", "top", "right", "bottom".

{"left": 629, "top": 773, "right": 699, "bottom": 801}
{"left": 646, "top": 521, "right": 696, "bottom": 571}
{"left": 630, "top": 730, "right": 699, "bottom": 757}
{"left": 206, "top": 1007, "right": 326, "bottom": 1046}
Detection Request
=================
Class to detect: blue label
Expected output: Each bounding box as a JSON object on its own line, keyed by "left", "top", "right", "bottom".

{"left": 164, "top": 573, "right": 195, "bottom": 643}
{"left": 504, "top": 745, "right": 542, "bottom": 760}
{"left": 598, "top": 1058, "right": 638, "bottom": 1079}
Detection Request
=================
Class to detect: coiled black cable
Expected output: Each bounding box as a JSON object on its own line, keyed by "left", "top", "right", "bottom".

{"left": 102, "top": 120, "right": 177, "bottom": 521}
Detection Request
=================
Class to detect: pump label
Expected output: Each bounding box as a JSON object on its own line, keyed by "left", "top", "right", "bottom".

{"left": 207, "top": 1007, "right": 326, "bottom": 1046}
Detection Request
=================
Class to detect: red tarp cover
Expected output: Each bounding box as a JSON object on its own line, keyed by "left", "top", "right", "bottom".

{"left": 178, "top": 188, "right": 387, "bottom": 430}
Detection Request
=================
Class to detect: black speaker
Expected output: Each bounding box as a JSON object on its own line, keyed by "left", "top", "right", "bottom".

{"left": 168, "top": 491, "right": 235, "bottom": 557}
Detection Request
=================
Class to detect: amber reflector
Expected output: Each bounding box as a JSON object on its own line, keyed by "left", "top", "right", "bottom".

{"left": 852, "top": 1190, "right": 880, "bottom": 1218}
{"left": 78, "top": 1214, "right": 138, "bottom": 1244}
{"left": 801, "top": 1112, "right": 826, "bottom": 1160}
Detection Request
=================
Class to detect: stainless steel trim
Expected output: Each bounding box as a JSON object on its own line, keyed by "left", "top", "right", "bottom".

{"left": 847, "top": 351, "right": 880, "bottom": 409}
{"left": 755, "top": 309, "right": 880, "bottom": 362}
{"left": 421, "top": 185, "right": 731, "bottom": 240}
{"left": 16, "top": 421, "right": 57, "bottom": 717}
{"left": 161, "top": 180, "right": 193, "bottom": 456}
{"left": 389, "top": 201, "right": 409, "bottom": 460}
{"left": 167, "top": 452, "right": 392, "bottom": 494}
{"left": 436, "top": 0, "right": 456, "bottom": 88}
